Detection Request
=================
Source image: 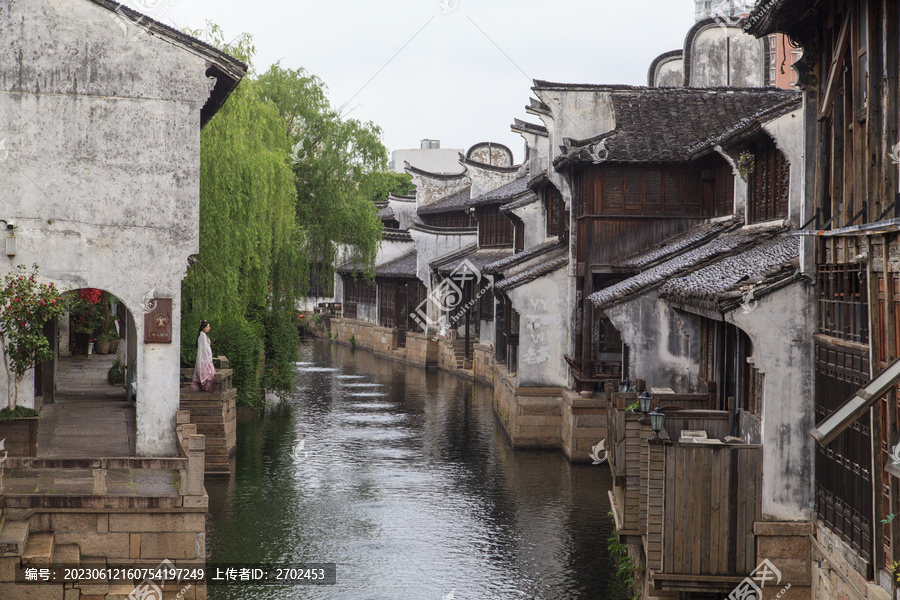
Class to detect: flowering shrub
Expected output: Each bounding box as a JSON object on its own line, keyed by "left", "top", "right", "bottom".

{"left": 78, "top": 288, "right": 101, "bottom": 305}
{"left": 0, "top": 265, "right": 66, "bottom": 411}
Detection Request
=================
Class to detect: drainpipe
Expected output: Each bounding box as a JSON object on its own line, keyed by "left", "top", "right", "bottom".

{"left": 732, "top": 319, "right": 741, "bottom": 438}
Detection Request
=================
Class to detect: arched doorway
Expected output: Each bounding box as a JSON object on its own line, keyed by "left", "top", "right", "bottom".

{"left": 39, "top": 289, "right": 138, "bottom": 457}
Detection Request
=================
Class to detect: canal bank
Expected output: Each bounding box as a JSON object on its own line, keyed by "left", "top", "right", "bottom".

{"left": 310, "top": 326, "right": 609, "bottom": 464}
{"left": 206, "top": 339, "right": 620, "bottom": 600}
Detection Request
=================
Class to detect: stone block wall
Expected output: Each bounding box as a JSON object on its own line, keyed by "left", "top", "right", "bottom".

{"left": 493, "top": 366, "right": 562, "bottom": 449}
{"left": 560, "top": 390, "right": 607, "bottom": 463}
{"left": 473, "top": 344, "right": 494, "bottom": 386}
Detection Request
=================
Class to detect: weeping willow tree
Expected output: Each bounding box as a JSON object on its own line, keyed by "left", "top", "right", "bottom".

{"left": 181, "top": 25, "right": 402, "bottom": 408}
{"left": 257, "top": 64, "right": 391, "bottom": 279}
{"left": 181, "top": 26, "right": 301, "bottom": 407}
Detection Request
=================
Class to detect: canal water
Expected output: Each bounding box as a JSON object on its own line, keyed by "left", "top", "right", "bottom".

{"left": 206, "top": 340, "right": 620, "bottom": 600}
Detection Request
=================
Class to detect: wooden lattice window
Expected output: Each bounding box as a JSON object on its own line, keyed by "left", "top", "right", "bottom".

{"left": 815, "top": 338, "right": 873, "bottom": 570}
{"left": 479, "top": 207, "right": 514, "bottom": 248}
{"left": 748, "top": 144, "right": 790, "bottom": 223}
{"left": 421, "top": 212, "right": 475, "bottom": 228}
{"left": 818, "top": 263, "right": 869, "bottom": 344}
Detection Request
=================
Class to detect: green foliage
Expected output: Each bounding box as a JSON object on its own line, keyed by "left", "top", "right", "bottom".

{"left": 359, "top": 171, "right": 414, "bottom": 203}
{"left": 208, "top": 316, "right": 265, "bottom": 410}
{"left": 607, "top": 512, "right": 639, "bottom": 600}
{"left": 625, "top": 401, "right": 639, "bottom": 412}
{"left": 180, "top": 25, "right": 392, "bottom": 410}
{"left": 256, "top": 63, "right": 389, "bottom": 284}
{"left": 0, "top": 265, "right": 66, "bottom": 410}
{"left": 310, "top": 313, "right": 323, "bottom": 327}
{"left": 0, "top": 405, "right": 40, "bottom": 423}
{"left": 108, "top": 357, "right": 126, "bottom": 386}
{"left": 349, "top": 334, "right": 356, "bottom": 348}
{"left": 261, "top": 308, "right": 299, "bottom": 397}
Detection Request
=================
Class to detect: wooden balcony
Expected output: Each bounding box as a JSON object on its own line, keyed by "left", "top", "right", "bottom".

{"left": 647, "top": 441, "right": 762, "bottom": 592}
{"left": 564, "top": 355, "right": 622, "bottom": 392}
{"left": 604, "top": 383, "right": 761, "bottom": 592}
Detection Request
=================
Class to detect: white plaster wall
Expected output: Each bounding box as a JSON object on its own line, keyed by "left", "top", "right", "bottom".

{"left": 387, "top": 198, "right": 418, "bottom": 230}
{"left": 466, "top": 162, "right": 519, "bottom": 200}
{"left": 605, "top": 295, "right": 703, "bottom": 393}
{"left": 409, "top": 230, "right": 477, "bottom": 289}
{"left": 688, "top": 25, "right": 765, "bottom": 88}
{"left": 0, "top": 0, "right": 217, "bottom": 455}
{"left": 727, "top": 281, "right": 815, "bottom": 521}
{"left": 408, "top": 169, "right": 469, "bottom": 209}
{"left": 510, "top": 202, "right": 546, "bottom": 250}
{"left": 378, "top": 239, "right": 415, "bottom": 265}
{"left": 655, "top": 58, "right": 685, "bottom": 87}
{"left": 391, "top": 148, "right": 464, "bottom": 175}
{"left": 508, "top": 268, "right": 570, "bottom": 388}
{"left": 762, "top": 110, "right": 805, "bottom": 227}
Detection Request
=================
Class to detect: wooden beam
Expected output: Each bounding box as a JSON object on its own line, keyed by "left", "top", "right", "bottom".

{"left": 819, "top": 11, "right": 853, "bottom": 120}
{"left": 812, "top": 355, "right": 900, "bottom": 445}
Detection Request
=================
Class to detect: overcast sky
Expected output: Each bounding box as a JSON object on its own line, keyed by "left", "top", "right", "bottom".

{"left": 123, "top": 0, "right": 697, "bottom": 163}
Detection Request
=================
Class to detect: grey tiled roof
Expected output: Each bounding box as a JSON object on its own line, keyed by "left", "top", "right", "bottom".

{"left": 382, "top": 230, "right": 413, "bottom": 242}
{"left": 467, "top": 177, "right": 534, "bottom": 208}
{"left": 660, "top": 234, "right": 800, "bottom": 312}
{"left": 375, "top": 250, "right": 419, "bottom": 279}
{"left": 378, "top": 206, "right": 395, "bottom": 220}
{"left": 431, "top": 245, "right": 514, "bottom": 275}
{"left": 512, "top": 118, "right": 548, "bottom": 136}
{"left": 483, "top": 240, "right": 566, "bottom": 274}
{"left": 590, "top": 225, "right": 785, "bottom": 309}
{"left": 614, "top": 218, "right": 741, "bottom": 271}
{"left": 554, "top": 88, "right": 801, "bottom": 166}
{"left": 417, "top": 187, "right": 472, "bottom": 215}
{"left": 495, "top": 254, "right": 568, "bottom": 293}
{"left": 500, "top": 191, "right": 542, "bottom": 213}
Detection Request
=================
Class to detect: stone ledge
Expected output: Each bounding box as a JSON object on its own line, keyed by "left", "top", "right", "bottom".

{"left": 754, "top": 520, "right": 812, "bottom": 537}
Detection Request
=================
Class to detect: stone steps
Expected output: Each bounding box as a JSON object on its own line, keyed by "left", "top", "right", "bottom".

{"left": 21, "top": 532, "right": 54, "bottom": 567}
{"left": 0, "top": 519, "right": 29, "bottom": 555}
{"left": 53, "top": 543, "right": 80, "bottom": 566}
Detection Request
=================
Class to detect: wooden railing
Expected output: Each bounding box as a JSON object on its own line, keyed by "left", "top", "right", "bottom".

{"left": 647, "top": 443, "right": 762, "bottom": 590}
{"left": 565, "top": 355, "right": 622, "bottom": 392}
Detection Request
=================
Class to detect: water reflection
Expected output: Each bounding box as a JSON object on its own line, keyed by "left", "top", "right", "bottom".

{"left": 207, "top": 341, "right": 618, "bottom": 600}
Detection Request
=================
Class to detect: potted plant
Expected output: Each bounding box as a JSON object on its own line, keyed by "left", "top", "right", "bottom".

{"left": 70, "top": 288, "right": 102, "bottom": 355}
{"left": 737, "top": 150, "right": 756, "bottom": 179}
{"left": 0, "top": 264, "right": 65, "bottom": 456}
{"left": 96, "top": 331, "right": 117, "bottom": 355}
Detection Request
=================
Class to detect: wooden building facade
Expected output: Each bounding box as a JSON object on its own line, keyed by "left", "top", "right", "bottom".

{"left": 749, "top": 0, "right": 900, "bottom": 595}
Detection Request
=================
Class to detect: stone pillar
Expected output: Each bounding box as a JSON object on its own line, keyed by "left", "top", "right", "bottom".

{"left": 755, "top": 521, "right": 812, "bottom": 599}
{"left": 58, "top": 309, "right": 71, "bottom": 357}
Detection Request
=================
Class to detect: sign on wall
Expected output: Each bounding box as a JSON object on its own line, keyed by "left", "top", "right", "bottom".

{"left": 144, "top": 298, "right": 172, "bottom": 343}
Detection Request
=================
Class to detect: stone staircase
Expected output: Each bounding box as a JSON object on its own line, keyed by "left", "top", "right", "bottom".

{"left": 0, "top": 511, "right": 148, "bottom": 598}
{"left": 451, "top": 338, "right": 474, "bottom": 370}
{"left": 180, "top": 356, "right": 237, "bottom": 477}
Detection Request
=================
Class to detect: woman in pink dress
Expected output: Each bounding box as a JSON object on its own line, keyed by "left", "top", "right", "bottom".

{"left": 191, "top": 320, "right": 215, "bottom": 392}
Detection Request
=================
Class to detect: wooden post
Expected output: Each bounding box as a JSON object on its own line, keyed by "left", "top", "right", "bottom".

{"left": 645, "top": 440, "right": 666, "bottom": 572}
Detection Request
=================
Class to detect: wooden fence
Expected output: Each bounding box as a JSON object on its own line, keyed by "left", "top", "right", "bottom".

{"left": 659, "top": 443, "right": 761, "bottom": 578}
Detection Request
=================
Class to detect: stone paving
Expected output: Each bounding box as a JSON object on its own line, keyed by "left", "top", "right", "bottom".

{"left": 38, "top": 354, "right": 135, "bottom": 458}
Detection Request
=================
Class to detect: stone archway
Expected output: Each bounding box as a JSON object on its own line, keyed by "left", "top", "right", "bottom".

{"left": 38, "top": 289, "right": 139, "bottom": 457}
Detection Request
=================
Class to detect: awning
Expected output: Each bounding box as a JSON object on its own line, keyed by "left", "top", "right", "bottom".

{"left": 811, "top": 356, "right": 900, "bottom": 446}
